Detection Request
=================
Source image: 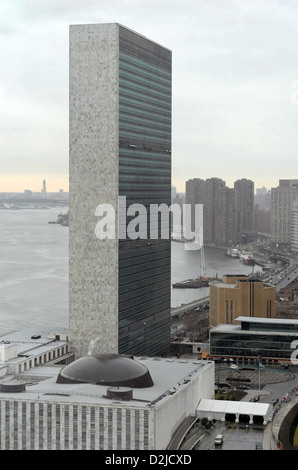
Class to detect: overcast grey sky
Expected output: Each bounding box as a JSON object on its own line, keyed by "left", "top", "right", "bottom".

{"left": 1, "top": 0, "right": 298, "bottom": 192}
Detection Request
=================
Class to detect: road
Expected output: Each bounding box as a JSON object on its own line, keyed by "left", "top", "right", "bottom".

{"left": 262, "top": 368, "right": 298, "bottom": 404}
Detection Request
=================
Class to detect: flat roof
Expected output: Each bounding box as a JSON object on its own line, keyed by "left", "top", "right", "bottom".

{"left": 235, "top": 316, "right": 298, "bottom": 325}
{"left": 0, "top": 327, "right": 68, "bottom": 365}
{"left": 197, "top": 398, "right": 272, "bottom": 418}
{"left": 211, "top": 319, "right": 298, "bottom": 336}
{"left": 0, "top": 327, "right": 214, "bottom": 408}
{"left": 216, "top": 283, "right": 237, "bottom": 288}
{"left": 0, "top": 359, "right": 213, "bottom": 409}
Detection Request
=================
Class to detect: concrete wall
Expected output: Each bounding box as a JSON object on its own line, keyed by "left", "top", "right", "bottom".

{"left": 154, "top": 362, "right": 214, "bottom": 449}
{"left": 69, "top": 24, "right": 120, "bottom": 357}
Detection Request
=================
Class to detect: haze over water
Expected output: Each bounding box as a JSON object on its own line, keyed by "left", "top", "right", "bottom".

{"left": 0, "top": 209, "right": 256, "bottom": 336}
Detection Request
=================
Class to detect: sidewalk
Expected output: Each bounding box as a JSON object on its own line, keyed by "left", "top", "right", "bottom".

{"left": 262, "top": 422, "right": 273, "bottom": 450}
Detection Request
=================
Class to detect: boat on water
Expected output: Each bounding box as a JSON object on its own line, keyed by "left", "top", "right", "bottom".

{"left": 226, "top": 248, "right": 241, "bottom": 258}
{"left": 240, "top": 252, "right": 255, "bottom": 266}
{"left": 172, "top": 275, "right": 220, "bottom": 289}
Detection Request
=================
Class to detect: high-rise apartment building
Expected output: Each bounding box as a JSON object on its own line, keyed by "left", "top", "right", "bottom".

{"left": 234, "top": 179, "right": 254, "bottom": 244}
{"left": 291, "top": 201, "right": 298, "bottom": 253}
{"left": 186, "top": 177, "right": 231, "bottom": 245}
{"left": 271, "top": 179, "right": 298, "bottom": 245}
{"left": 185, "top": 177, "right": 255, "bottom": 246}
{"left": 69, "top": 24, "right": 172, "bottom": 358}
{"left": 185, "top": 178, "right": 206, "bottom": 233}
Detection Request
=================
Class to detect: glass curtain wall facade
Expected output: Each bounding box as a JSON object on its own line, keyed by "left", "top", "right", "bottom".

{"left": 118, "top": 27, "right": 172, "bottom": 355}
{"left": 210, "top": 319, "right": 298, "bottom": 360}
{"left": 210, "top": 332, "right": 296, "bottom": 359}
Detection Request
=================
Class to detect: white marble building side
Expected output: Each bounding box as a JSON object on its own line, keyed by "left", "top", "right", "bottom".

{"left": 0, "top": 400, "right": 153, "bottom": 450}
{"left": 154, "top": 362, "right": 214, "bottom": 449}
{"left": 69, "top": 24, "right": 119, "bottom": 358}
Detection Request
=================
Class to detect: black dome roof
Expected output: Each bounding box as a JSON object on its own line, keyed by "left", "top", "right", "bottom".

{"left": 56, "top": 354, "right": 154, "bottom": 388}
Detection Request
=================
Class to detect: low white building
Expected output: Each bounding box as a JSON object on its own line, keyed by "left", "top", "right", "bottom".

{"left": 0, "top": 328, "right": 214, "bottom": 450}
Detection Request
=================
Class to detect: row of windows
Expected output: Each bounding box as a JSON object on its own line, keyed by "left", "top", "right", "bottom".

{"left": 120, "top": 116, "right": 171, "bottom": 136}
{"left": 0, "top": 402, "right": 151, "bottom": 450}
{"left": 119, "top": 148, "right": 171, "bottom": 162}
{"left": 212, "top": 332, "right": 298, "bottom": 341}
{"left": 119, "top": 297, "right": 170, "bottom": 330}
{"left": 119, "top": 168, "right": 171, "bottom": 182}
{"left": 120, "top": 67, "right": 171, "bottom": 95}
{"left": 119, "top": 102, "right": 171, "bottom": 125}
{"left": 119, "top": 50, "right": 171, "bottom": 82}
{"left": 119, "top": 268, "right": 170, "bottom": 295}
{"left": 120, "top": 92, "right": 171, "bottom": 117}
{"left": 119, "top": 280, "right": 170, "bottom": 317}
{"left": 210, "top": 334, "right": 297, "bottom": 359}
{"left": 246, "top": 323, "right": 298, "bottom": 333}
{"left": 17, "top": 345, "right": 69, "bottom": 374}
{"left": 119, "top": 182, "right": 171, "bottom": 194}
{"left": 118, "top": 37, "right": 171, "bottom": 356}
{"left": 119, "top": 128, "right": 170, "bottom": 147}
{"left": 120, "top": 81, "right": 170, "bottom": 109}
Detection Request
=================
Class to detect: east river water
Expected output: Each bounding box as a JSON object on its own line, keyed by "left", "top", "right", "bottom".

{"left": 0, "top": 208, "right": 256, "bottom": 336}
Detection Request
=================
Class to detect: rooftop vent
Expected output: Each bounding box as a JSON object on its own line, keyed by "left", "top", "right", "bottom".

{"left": 106, "top": 387, "right": 133, "bottom": 401}
{"left": 0, "top": 380, "right": 26, "bottom": 393}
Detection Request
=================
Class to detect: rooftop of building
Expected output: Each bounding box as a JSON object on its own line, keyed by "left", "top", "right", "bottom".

{"left": 212, "top": 276, "right": 273, "bottom": 289}
{"left": 0, "top": 327, "right": 69, "bottom": 364}
{"left": 1, "top": 358, "right": 212, "bottom": 408}
{"left": 0, "top": 327, "right": 213, "bottom": 408}
{"left": 211, "top": 316, "right": 298, "bottom": 335}
{"left": 235, "top": 316, "right": 298, "bottom": 325}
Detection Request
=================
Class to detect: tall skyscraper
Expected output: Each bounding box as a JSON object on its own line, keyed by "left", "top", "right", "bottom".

{"left": 186, "top": 177, "right": 235, "bottom": 246}
{"left": 186, "top": 177, "right": 255, "bottom": 246}
{"left": 233, "top": 178, "right": 254, "bottom": 244}
{"left": 291, "top": 201, "right": 298, "bottom": 253}
{"left": 205, "top": 177, "right": 229, "bottom": 246}
{"left": 185, "top": 178, "right": 206, "bottom": 233}
{"left": 41, "top": 179, "right": 47, "bottom": 198}
{"left": 69, "top": 24, "right": 172, "bottom": 358}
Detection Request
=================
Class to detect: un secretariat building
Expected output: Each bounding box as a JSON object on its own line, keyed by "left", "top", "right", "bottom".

{"left": 69, "top": 23, "right": 172, "bottom": 359}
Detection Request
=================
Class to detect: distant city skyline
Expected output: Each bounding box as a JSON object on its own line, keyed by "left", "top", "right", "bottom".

{"left": 0, "top": 176, "right": 281, "bottom": 195}
{"left": 0, "top": 176, "right": 69, "bottom": 193}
